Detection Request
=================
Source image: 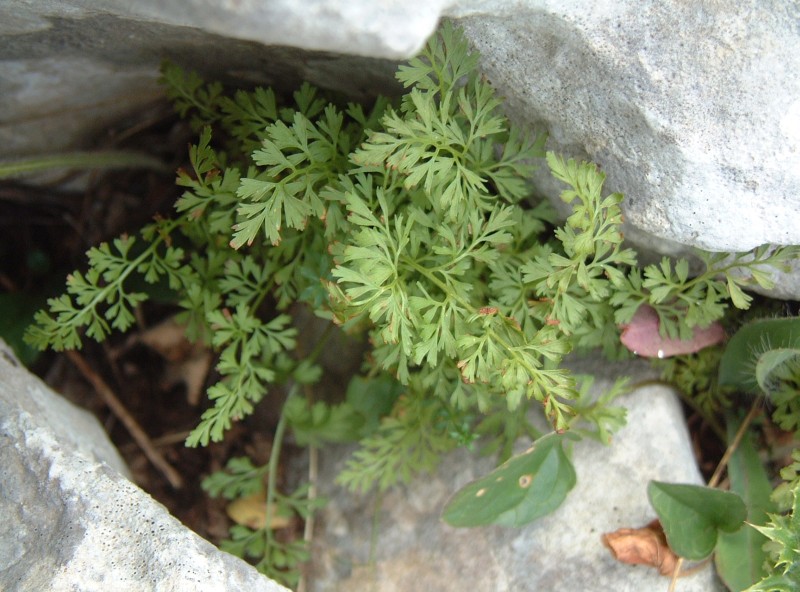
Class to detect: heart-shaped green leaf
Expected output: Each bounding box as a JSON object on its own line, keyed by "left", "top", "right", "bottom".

{"left": 648, "top": 481, "right": 747, "bottom": 560}
{"left": 442, "top": 432, "right": 578, "bottom": 528}
{"left": 715, "top": 414, "right": 775, "bottom": 591}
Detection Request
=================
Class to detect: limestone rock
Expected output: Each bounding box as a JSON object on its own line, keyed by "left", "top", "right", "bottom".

{"left": 0, "top": 339, "right": 287, "bottom": 592}
{"left": 302, "top": 360, "right": 726, "bottom": 592}
{"left": 448, "top": 0, "right": 800, "bottom": 255}
{"left": 0, "top": 1, "right": 401, "bottom": 158}
{"left": 120, "top": 0, "right": 447, "bottom": 59}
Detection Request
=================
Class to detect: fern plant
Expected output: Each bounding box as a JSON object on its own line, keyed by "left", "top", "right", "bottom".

{"left": 25, "top": 21, "right": 800, "bottom": 586}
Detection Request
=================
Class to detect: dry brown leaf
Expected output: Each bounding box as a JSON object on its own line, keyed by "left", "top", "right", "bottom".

{"left": 226, "top": 490, "right": 292, "bottom": 530}
{"left": 602, "top": 519, "right": 679, "bottom": 576}
{"left": 136, "top": 316, "right": 193, "bottom": 360}
{"left": 122, "top": 316, "right": 213, "bottom": 405}
{"left": 170, "top": 351, "right": 214, "bottom": 406}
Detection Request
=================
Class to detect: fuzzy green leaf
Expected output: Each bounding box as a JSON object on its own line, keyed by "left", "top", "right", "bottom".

{"left": 718, "top": 317, "right": 800, "bottom": 394}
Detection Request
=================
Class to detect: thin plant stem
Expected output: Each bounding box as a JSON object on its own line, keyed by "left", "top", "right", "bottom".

{"left": 668, "top": 558, "right": 683, "bottom": 592}
{"left": 264, "top": 320, "right": 336, "bottom": 585}
{"left": 66, "top": 349, "right": 183, "bottom": 488}
{"left": 368, "top": 489, "right": 384, "bottom": 567}
{"left": 263, "top": 389, "right": 292, "bottom": 549}
{"left": 296, "top": 442, "right": 318, "bottom": 592}
{"left": 708, "top": 398, "right": 762, "bottom": 489}
{"left": 0, "top": 150, "right": 168, "bottom": 179}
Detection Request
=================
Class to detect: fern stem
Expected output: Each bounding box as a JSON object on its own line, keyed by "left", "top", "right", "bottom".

{"left": 264, "top": 386, "right": 294, "bottom": 548}
{"left": 77, "top": 219, "right": 181, "bottom": 326}
{"left": 263, "top": 324, "right": 333, "bottom": 557}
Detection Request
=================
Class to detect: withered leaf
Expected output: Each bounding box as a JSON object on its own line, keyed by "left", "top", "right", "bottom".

{"left": 620, "top": 305, "right": 725, "bottom": 358}
{"left": 126, "top": 316, "right": 213, "bottom": 405}
{"left": 226, "top": 490, "right": 293, "bottom": 530}
{"left": 602, "top": 519, "right": 680, "bottom": 576}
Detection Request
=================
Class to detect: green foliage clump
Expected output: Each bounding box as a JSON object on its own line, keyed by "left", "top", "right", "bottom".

{"left": 201, "top": 453, "right": 324, "bottom": 587}
{"left": 747, "top": 468, "right": 800, "bottom": 592}
{"left": 23, "top": 21, "right": 800, "bottom": 585}
{"left": 653, "top": 317, "right": 800, "bottom": 590}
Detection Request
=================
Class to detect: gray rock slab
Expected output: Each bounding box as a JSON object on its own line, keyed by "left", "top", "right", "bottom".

{"left": 119, "top": 0, "right": 447, "bottom": 59}
{"left": 0, "top": 339, "right": 288, "bottom": 592}
{"left": 449, "top": 0, "right": 800, "bottom": 255}
{"left": 0, "top": 1, "right": 401, "bottom": 158}
{"left": 303, "top": 359, "right": 726, "bottom": 592}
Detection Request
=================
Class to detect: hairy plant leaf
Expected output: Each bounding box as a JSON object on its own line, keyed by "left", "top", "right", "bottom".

{"left": 442, "top": 432, "right": 578, "bottom": 528}
{"left": 718, "top": 317, "right": 800, "bottom": 394}
{"left": 755, "top": 349, "right": 800, "bottom": 394}
{"left": 648, "top": 481, "right": 747, "bottom": 560}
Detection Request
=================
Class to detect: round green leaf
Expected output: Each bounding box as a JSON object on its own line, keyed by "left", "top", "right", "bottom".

{"left": 442, "top": 432, "right": 577, "bottom": 528}
{"left": 648, "top": 481, "right": 747, "bottom": 560}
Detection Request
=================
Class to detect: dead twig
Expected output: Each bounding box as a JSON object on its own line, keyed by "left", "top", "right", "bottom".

{"left": 65, "top": 349, "right": 183, "bottom": 489}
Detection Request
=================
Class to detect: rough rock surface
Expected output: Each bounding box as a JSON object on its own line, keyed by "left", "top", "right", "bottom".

{"left": 302, "top": 360, "right": 725, "bottom": 592}
{"left": 0, "top": 1, "right": 401, "bottom": 158}
{"left": 122, "top": 0, "right": 447, "bottom": 59}
{"left": 0, "top": 339, "right": 287, "bottom": 592}
{"left": 449, "top": 0, "right": 800, "bottom": 254}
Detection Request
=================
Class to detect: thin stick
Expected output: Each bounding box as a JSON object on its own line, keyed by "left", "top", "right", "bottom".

{"left": 65, "top": 350, "right": 183, "bottom": 489}
{"left": 118, "top": 430, "right": 193, "bottom": 453}
{"left": 708, "top": 399, "right": 762, "bottom": 489}
{"left": 668, "top": 557, "right": 684, "bottom": 592}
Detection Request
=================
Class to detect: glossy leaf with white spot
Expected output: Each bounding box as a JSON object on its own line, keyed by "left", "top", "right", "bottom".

{"left": 442, "top": 432, "right": 578, "bottom": 528}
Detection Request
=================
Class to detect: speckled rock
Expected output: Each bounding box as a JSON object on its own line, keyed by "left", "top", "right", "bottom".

{"left": 0, "top": 339, "right": 287, "bottom": 592}
{"left": 448, "top": 0, "right": 800, "bottom": 256}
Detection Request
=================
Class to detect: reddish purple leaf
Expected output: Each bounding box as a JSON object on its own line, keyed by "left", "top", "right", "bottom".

{"left": 620, "top": 305, "right": 725, "bottom": 358}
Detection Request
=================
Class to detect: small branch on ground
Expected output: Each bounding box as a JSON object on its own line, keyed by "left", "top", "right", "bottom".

{"left": 65, "top": 349, "right": 184, "bottom": 489}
